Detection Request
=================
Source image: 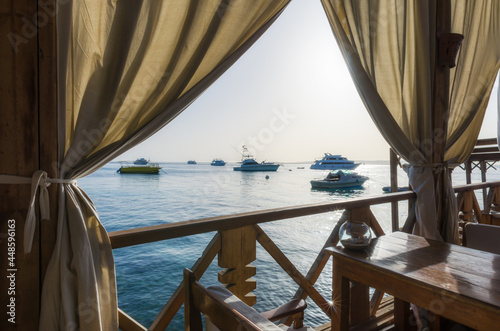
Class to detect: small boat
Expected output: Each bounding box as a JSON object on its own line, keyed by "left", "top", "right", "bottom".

{"left": 117, "top": 162, "right": 161, "bottom": 174}
{"left": 133, "top": 158, "right": 149, "bottom": 165}
{"left": 211, "top": 159, "right": 226, "bottom": 166}
{"left": 310, "top": 170, "right": 368, "bottom": 189}
{"left": 187, "top": 160, "right": 197, "bottom": 164}
{"left": 310, "top": 153, "right": 360, "bottom": 170}
{"left": 233, "top": 146, "right": 280, "bottom": 172}
{"left": 382, "top": 186, "right": 409, "bottom": 193}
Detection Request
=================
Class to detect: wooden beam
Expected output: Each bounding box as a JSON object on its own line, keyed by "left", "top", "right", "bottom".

{"left": 149, "top": 234, "right": 221, "bottom": 331}
{"left": 465, "top": 161, "right": 472, "bottom": 184}
{"left": 480, "top": 161, "right": 488, "bottom": 207}
{"left": 0, "top": 1, "right": 41, "bottom": 329}
{"left": 432, "top": 0, "right": 451, "bottom": 237}
{"left": 37, "top": 0, "right": 59, "bottom": 287}
{"left": 454, "top": 180, "right": 500, "bottom": 192}
{"left": 390, "top": 148, "right": 399, "bottom": 232}
{"left": 468, "top": 152, "right": 500, "bottom": 162}
{"left": 475, "top": 138, "right": 498, "bottom": 146}
{"left": 471, "top": 146, "right": 499, "bottom": 154}
{"left": 218, "top": 226, "right": 257, "bottom": 306}
{"left": 109, "top": 191, "right": 416, "bottom": 249}
{"left": 283, "top": 211, "right": 348, "bottom": 325}
{"left": 255, "top": 225, "right": 334, "bottom": 320}
{"left": 431, "top": 0, "right": 451, "bottom": 164}
{"left": 118, "top": 309, "right": 147, "bottom": 331}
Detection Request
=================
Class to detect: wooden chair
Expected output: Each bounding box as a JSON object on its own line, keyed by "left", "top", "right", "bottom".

{"left": 184, "top": 269, "right": 311, "bottom": 331}
{"left": 464, "top": 223, "right": 500, "bottom": 254}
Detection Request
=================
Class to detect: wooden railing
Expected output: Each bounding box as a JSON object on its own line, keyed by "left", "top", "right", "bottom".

{"left": 110, "top": 180, "right": 500, "bottom": 331}
{"left": 455, "top": 181, "right": 500, "bottom": 229}
{"left": 110, "top": 191, "right": 415, "bottom": 330}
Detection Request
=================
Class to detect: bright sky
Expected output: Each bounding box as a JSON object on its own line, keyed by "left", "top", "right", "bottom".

{"left": 118, "top": 0, "right": 499, "bottom": 163}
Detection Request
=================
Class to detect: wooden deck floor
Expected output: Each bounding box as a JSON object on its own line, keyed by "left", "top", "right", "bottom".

{"left": 314, "top": 296, "right": 395, "bottom": 331}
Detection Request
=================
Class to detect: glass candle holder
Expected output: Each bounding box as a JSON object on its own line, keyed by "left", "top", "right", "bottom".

{"left": 339, "top": 221, "right": 372, "bottom": 250}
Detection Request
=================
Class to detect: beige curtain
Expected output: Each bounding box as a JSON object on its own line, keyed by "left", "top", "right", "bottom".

{"left": 39, "top": 1, "right": 290, "bottom": 330}
{"left": 322, "top": 0, "right": 500, "bottom": 242}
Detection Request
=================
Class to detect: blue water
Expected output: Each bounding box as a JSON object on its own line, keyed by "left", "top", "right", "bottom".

{"left": 78, "top": 162, "right": 494, "bottom": 330}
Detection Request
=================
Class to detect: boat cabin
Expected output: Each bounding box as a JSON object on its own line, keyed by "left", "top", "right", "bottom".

{"left": 325, "top": 172, "right": 342, "bottom": 181}
{"left": 1, "top": 0, "right": 499, "bottom": 330}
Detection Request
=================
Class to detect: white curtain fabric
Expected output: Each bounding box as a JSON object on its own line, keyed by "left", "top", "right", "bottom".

{"left": 322, "top": 0, "right": 500, "bottom": 243}
{"left": 39, "top": 1, "right": 290, "bottom": 330}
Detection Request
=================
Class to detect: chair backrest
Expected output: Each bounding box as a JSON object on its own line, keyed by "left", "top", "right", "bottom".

{"left": 465, "top": 223, "right": 500, "bottom": 254}
{"left": 184, "top": 269, "right": 283, "bottom": 331}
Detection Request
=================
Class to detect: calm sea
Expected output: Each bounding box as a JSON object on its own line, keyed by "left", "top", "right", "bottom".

{"left": 78, "top": 161, "right": 495, "bottom": 329}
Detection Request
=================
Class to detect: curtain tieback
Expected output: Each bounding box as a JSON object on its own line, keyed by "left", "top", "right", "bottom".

{"left": 0, "top": 171, "right": 77, "bottom": 254}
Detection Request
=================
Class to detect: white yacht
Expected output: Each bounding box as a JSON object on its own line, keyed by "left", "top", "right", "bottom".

{"left": 310, "top": 170, "right": 368, "bottom": 189}
{"left": 310, "top": 153, "right": 360, "bottom": 170}
{"left": 233, "top": 146, "right": 280, "bottom": 171}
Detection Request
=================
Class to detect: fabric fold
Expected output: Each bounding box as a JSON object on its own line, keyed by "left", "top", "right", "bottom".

{"left": 40, "top": 1, "right": 291, "bottom": 330}
{"left": 322, "top": 0, "right": 500, "bottom": 243}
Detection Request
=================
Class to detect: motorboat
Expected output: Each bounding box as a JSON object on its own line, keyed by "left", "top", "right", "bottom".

{"left": 310, "top": 153, "right": 360, "bottom": 170}
{"left": 187, "top": 160, "right": 197, "bottom": 164}
{"left": 133, "top": 158, "right": 149, "bottom": 165}
{"left": 117, "top": 162, "right": 161, "bottom": 174}
{"left": 233, "top": 146, "right": 280, "bottom": 171}
{"left": 211, "top": 159, "right": 226, "bottom": 166}
{"left": 310, "top": 170, "right": 368, "bottom": 189}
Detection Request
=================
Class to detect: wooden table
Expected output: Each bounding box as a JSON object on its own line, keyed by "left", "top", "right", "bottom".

{"left": 325, "top": 231, "right": 500, "bottom": 331}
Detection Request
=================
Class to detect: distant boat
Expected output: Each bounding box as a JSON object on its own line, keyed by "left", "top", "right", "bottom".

{"left": 382, "top": 186, "right": 409, "bottom": 193}
{"left": 310, "top": 153, "right": 360, "bottom": 170}
{"left": 310, "top": 170, "right": 368, "bottom": 189}
{"left": 233, "top": 146, "right": 280, "bottom": 172}
{"left": 187, "top": 160, "right": 197, "bottom": 164}
{"left": 117, "top": 162, "right": 161, "bottom": 174}
{"left": 133, "top": 158, "right": 149, "bottom": 165}
{"left": 211, "top": 159, "right": 226, "bottom": 166}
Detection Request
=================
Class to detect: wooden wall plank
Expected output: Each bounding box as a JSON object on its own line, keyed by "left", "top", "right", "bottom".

{"left": 0, "top": 0, "right": 40, "bottom": 330}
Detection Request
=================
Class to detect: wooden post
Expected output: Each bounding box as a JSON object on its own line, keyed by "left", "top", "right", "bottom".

{"left": 394, "top": 298, "right": 412, "bottom": 330}
{"left": 432, "top": 0, "right": 452, "bottom": 237}
{"left": 0, "top": 1, "right": 39, "bottom": 330}
{"left": 218, "top": 226, "right": 257, "bottom": 306}
{"left": 36, "top": 0, "right": 60, "bottom": 322}
{"left": 332, "top": 258, "right": 349, "bottom": 331}
{"left": 348, "top": 208, "right": 372, "bottom": 325}
{"left": 465, "top": 161, "right": 472, "bottom": 184}
{"left": 0, "top": 1, "right": 58, "bottom": 330}
{"left": 480, "top": 161, "right": 487, "bottom": 208}
{"left": 390, "top": 148, "right": 400, "bottom": 232}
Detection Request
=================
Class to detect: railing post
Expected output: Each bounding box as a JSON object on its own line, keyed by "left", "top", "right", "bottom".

{"left": 390, "top": 149, "right": 400, "bottom": 232}
{"left": 480, "top": 161, "right": 487, "bottom": 208}
{"left": 348, "top": 208, "right": 372, "bottom": 325}
{"left": 465, "top": 161, "right": 472, "bottom": 184}
{"left": 218, "top": 226, "right": 257, "bottom": 306}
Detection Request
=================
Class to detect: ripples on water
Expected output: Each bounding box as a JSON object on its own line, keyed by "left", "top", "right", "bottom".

{"left": 78, "top": 162, "right": 493, "bottom": 329}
